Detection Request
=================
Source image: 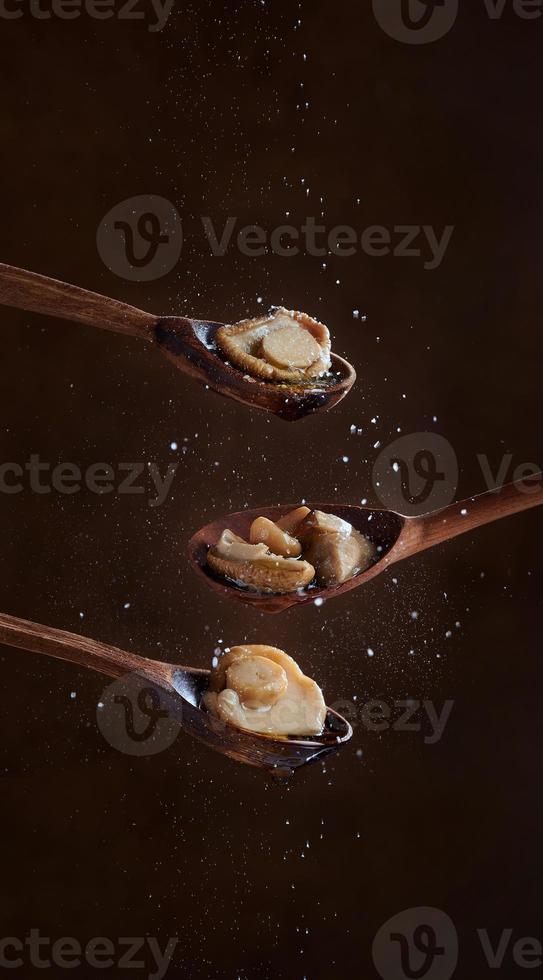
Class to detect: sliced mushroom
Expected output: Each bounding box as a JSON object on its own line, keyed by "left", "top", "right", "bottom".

{"left": 249, "top": 516, "right": 302, "bottom": 557}
{"left": 207, "top": 528, "right": 315, "bottom": 593}
{"left": 276, "top": 505, "right": 311, "bottom": 535}
{"left": 216, "top": 308, "right": 331, "bottom": 383}
{"left": 203, "top": 645, "right": 326, "bottom": 736}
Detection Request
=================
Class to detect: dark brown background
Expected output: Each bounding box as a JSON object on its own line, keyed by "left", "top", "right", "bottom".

{"left": 1, "top": 2, "right": 542, "bottom": 977}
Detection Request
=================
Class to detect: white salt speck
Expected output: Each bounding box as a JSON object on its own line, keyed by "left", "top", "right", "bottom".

{"left": 353, "top": 309, "right": 360, "bottom": 318}
{"left": 170, "top": 442, "right": 178, "bottom": 451}
{"left": 97, "top": 701, "right": 104, "bottom": 709}
{"left": 212, "top": 656, "right": 219, "bottom": 668}
{"left": 314, "top": 597, "right": 324, "bottom": 607}
{"left": 373, "top": 441, "right": 381, "bottom": 449}
{"left": 70, "top": 692, "right": 76, "bottom": 699}
{"left": 361, "top": 498, "right": 367, "bottom": 505}
{"left": 460, "top": 508, "right": 468, "bottom": 516}
{"left": 123, "top": 602, "right": 130, "bottom": 610}
{"left": 445, "top": 630, "right": 452, "bottom": 639}
{"left": 356, "top": 749, "right": 363, "bottom": 758}
{"left": 350, "top": 424, "right": 357, "bottom": 434}
{"left": 392, "top": 461, "right": 400, "bottom": 473}
{"left": 79, "top": 612, "right": 84, "bottom": 619}
{"left": 256, "top": 296, "right": 263, "bottom": 304}
{"left": 367, "top": 648, "right": 374, "bottom": 657}
{"left": 342, "top": 456, "right": 349, "bottom": 463}
{"left": 392, "top": 577, "right": 398, "bottom": 585}
{"left": 410, "top": 611, "right": 419, "bottom": 620}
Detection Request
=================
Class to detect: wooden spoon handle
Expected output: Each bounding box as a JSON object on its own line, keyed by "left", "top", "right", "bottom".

{"left": 405, "top": 472, "right": 543, "bottom": 555}
{"left": 0, "top": 612, "right": 172, "bottom": 685}
{"left": 0, "top": 263, "right": 156, "bottom": 340}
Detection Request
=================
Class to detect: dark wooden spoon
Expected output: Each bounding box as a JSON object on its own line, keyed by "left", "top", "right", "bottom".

{"left": 0, "top": 263, "right": 355, "bottom": 421}
{"left": 0, "top": 612, "right": 352, "bottom": 772}
{"left": 188, "top": 473, "right": 543, "bottom": 613}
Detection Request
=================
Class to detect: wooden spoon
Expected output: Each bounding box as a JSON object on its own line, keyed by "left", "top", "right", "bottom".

{"left": 188, "top": 473, "right": 543, "bottom": 613}
{"left": 0, "top": 612, "right": 352, "bottom": 772}
{"left": 0, "top": 263, "right": 355, "bottom": 421}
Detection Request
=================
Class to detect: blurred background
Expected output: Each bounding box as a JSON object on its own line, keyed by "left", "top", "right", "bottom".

{"left": 0, "top": 1, "right": 542, "bottom": 976}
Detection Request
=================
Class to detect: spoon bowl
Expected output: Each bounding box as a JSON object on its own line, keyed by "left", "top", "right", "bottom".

{"left": 0, "top": 612, "right": 352, "bottom": 772}
{"left": 0, "top": 264, "right": 355, "bottom": 421}
{"left": 189, "top": 503, "right": 405, "bottom": 612}
{"left": 154, "top": 316, "right": 355, "bottom": 421}
{"left": 188, "top": 473, "right": 543, "bottom": 613}
{"left": 169, "top": 667, "right": 352, "bottom": 771}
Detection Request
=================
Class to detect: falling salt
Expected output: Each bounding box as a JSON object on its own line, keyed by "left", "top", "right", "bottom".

{"left": 410, "top": 611, "right": 419, "bottom": 620}
{"left": 170, "top": 442, "right": 178, "bottom": 451}
{"left": 460, "top": 508, "right": 468, "bottom": 516}
{"left": 314, "top": 597, "right": 324, "bottom": 607}
{"left": 342, "top": 456, "right": 349, "bottom": 463}
{"left": 367, "top": 648, "right": 374, "bottom": 657}
{"left": 445, "top": 631, "right": 452, "bottom": 639}
{"left": 70, "top": 692, "right": 76, "bottom": 699}
{"left": 123, "top": 603, "right": 130, "bottom": 610}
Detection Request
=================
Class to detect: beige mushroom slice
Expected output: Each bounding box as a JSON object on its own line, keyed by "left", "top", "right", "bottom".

{"left": 216, "top": 308, "right": 331, "bottom": 383}
{"left": 275, "top": 505, "right": 311, "bottom": 535}
{"left": 207, "top": 528, "right": 315, "bottom": 593}
{"left": 261, "top": 324, "right": 322, "bottom": 370}
{"left": 249, "top": 516, "right": 302, "bottom": 557}
{"left": 226, "top": 656, "right": 288, "bottom": 709}
{"left": 203, "top": 645, "right": 326, "bottom": 736}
